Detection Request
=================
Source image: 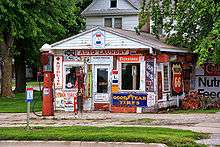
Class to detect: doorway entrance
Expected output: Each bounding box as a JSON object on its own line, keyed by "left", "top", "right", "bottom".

{"left": 93, "top": 64, "right": 111, "bottom": 110}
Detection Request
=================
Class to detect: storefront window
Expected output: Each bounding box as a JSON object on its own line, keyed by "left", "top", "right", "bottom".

{"left": 122, "top": 63, "right": 140, "bottom": 90}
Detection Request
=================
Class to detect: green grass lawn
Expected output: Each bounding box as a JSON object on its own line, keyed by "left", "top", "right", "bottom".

{"left": 0, "top": 91, "right": 42, "bottom": 113}
{"left": 0, "top": 126, "right": 208, "bottom": 147}
{"left": 170, "top": 108, "right": 220, "bottom": 114}
{"left": 12, "top": 81, "right": 43, "bottom": 87}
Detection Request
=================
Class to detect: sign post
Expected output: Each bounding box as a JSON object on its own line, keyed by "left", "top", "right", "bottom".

{"left": 26, "top": 87, "right": 33, "bottom": 130}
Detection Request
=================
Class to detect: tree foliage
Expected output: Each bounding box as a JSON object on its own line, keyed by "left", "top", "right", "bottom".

{"left": 140, "top": 0, "right": 220, "bottom": 64}
{"left": 0, "top": 0, "right": 85, "bottom": 96}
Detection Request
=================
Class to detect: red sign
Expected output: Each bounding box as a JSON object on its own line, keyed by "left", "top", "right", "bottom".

{"left": 172, "top": 63, "right": 183, "bottom": 94}
{"left": 204, "top": 64, "right": 220, "bottom": 76}
{"left": 157, "top": 54, "right": 169, "bottom": 63}
{"left": 76, "top": 49, "right": 129, "bottom": 56}
{"left": 118, "top": 55, "right": 140, "bottom": 62}
{"left": 54, "top": 56, "right": 63, "bottom": 88}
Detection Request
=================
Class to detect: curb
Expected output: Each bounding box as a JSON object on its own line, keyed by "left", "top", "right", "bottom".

{"left": 0, "top": 141, "right": 168, "bottom": 147}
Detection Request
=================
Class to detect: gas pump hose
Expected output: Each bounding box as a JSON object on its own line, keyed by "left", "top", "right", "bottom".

{"left": 32, "top": 79, "right": 43, "bottom": 117}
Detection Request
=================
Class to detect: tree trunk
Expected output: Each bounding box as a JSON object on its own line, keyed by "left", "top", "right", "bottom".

{"left": 1, "top": 53, "right": 13, "bottom": 97}
{"left": 0, "top": 32, "right": 14, "bottom": 97}
{"left": 14, "top": 55, "right": 26, "bottom": 93}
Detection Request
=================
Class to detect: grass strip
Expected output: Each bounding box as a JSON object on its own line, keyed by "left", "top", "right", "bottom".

{"left": 170, "top": 109, "right": 220, "bottom": 114}
{"left": 0, "top": 91, "right": 42, "bottom": 113}
{"left": 0, "top": 126, "right": 208, "bottom": 147}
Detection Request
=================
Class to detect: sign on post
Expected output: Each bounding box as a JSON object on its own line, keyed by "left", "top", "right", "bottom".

{"left": 26, "top": 88, "right": 34, "bottom": 102}
{"left": 26, "top": 87, "right": 33, "bottom": 130}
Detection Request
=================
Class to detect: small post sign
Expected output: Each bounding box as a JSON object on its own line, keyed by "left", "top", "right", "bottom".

{"left": 26, "top": 87, "right": 33, "bottom": 129}
{"left": 26, "top": 88, "right": 34, "bottom": 102}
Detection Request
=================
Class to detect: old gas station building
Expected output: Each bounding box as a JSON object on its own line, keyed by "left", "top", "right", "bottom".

{"left": 41, "top": 26, "right": 195, "bottom": 113}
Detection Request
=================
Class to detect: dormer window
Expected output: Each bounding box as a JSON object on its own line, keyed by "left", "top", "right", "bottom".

{"left": 110, "top": 0, "right": 117, "bottom": 8}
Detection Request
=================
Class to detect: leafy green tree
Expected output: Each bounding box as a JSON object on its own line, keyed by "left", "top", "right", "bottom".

{"left": 140, "top": 0, "right": 220, "bottom": 64}
{"left": 0, "top": 0, "right": 84, "bottom": 96}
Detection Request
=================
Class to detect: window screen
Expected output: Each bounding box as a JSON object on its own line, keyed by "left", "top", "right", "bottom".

{"left": 114, "top": 18, "right": 122, "bottom": 29}
{"left": 110, "top": 0, "right": 117, "bottom": 8}
{"left": 104, "top": 18, "right": 112, "bottom": 27}
{"left": 122, "top": 63, "right": 140, "bottom": 90}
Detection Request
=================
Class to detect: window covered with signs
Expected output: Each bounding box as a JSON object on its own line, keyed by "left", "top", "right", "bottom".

{"left": 122, "top": 63, "right": 140, "bottom": 90}
{"left": 163, "top": 64, "right": 170, "bottom": 91}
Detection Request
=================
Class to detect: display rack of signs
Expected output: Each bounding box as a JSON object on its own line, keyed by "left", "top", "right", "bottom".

{"left": 112, "top": 93, "right": 147, "bottom": 107}
{"left": 146, "top": 59, "right": 154, "bottom": 92}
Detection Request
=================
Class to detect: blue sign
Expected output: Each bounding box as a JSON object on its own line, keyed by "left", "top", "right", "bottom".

{"left": 112, "top": 93, "right": 147, "bottom": 107}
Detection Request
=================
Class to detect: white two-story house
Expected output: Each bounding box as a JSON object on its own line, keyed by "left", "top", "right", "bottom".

{"left": 82, "top": 0, "right": 142, "bottom": 31}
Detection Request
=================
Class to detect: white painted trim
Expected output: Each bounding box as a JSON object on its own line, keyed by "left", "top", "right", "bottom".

{"left": 159, "top": 48, "right": 190, "bottom": 53}
{"left": 118, "top": 56, "right": 145, "bottom": 92}
{"left": 162, "top": 62, "right": 171, "bottom": 93}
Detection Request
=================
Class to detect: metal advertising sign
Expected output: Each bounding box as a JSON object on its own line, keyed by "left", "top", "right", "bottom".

{"left": 55, "top": 90, "right": 65, "bottom": 110}
{"left": 172, "top": 63, "right": 183, "bottom": 95}
{"left": 76, "top": 49, "right": 129, "bottom": 56}
{"left": 90, "top": 56, "right": 113, "bottom": 64}
{"left": 204, "top": 64, "right": 220, "bottom": 76}
{"left": 118, "top": 56, "right": 140, "bottom": 63}
{"left": 54, "top": 56, "right": 63, "bottom": 88}
{"left": 196, "top": 76, "right": 220, "bottom": 98}
{"left": 64, "top": 91, "right": 76, "bottom": 112}
{"left": 112, "top": 93, "right": 147, "bottom": 107}
{"left": 26, "top": 88, "right": 33, "bottom": 102}
{"left": 112, "top": 69, "right": 119, "bottom": 85}
{"left": 146, "top": 59, "right": 154, "bottom": 92}
{"left": 92, "top": 30, "right": 105, "bottom": 48}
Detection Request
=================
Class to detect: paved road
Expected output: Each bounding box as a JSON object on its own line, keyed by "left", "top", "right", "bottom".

{"left": 0, "top": 112, "right": 220, "bottom": 146}
{"left": 0, "top": 141, "right": 166, "bottom": 147}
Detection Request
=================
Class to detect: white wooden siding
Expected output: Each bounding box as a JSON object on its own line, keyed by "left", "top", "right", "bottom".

{"left": 122, "top": 15, "right": 139, "bottom": 30}
{"left": 86, "top": 15, "right": 138, "bottom": 31}
{"left": 88, "top": 0, "right": 136, "bottom": 11}
{"left": 52, "top": 28, "right": 150, "bottom": 50}
{"left": 86, "top": 17, "right": 103, "bottom": 30}
{"left": 104, "top": 31, "right": 147, "bottom": 48}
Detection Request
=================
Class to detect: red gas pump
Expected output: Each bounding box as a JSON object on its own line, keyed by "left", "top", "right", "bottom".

{"left": 40, "top": 52, "right": 54, "bottom": 116}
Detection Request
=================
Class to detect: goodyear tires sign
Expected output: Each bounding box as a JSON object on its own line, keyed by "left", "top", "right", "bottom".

{"left": 112, "top": 93, "right": 147, "bottom": 107}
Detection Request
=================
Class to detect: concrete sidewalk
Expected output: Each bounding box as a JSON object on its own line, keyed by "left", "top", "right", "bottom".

{"left": 0, "top": 141, "right": 167, "bottom": 147}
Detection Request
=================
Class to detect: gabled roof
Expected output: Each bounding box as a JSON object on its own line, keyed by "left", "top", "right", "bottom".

{"left": 50, "top": 26, "right": 190, "bottom": 53}
{"left": 127, "top": 0, "right": 142, "bottom": 9}
{"left": 81, "top": 0, "right": 141, "bottom": 17}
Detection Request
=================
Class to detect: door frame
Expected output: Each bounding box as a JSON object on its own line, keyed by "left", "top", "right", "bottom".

{"left": 93, "top": 64, "right": 112, "bottom": 104}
